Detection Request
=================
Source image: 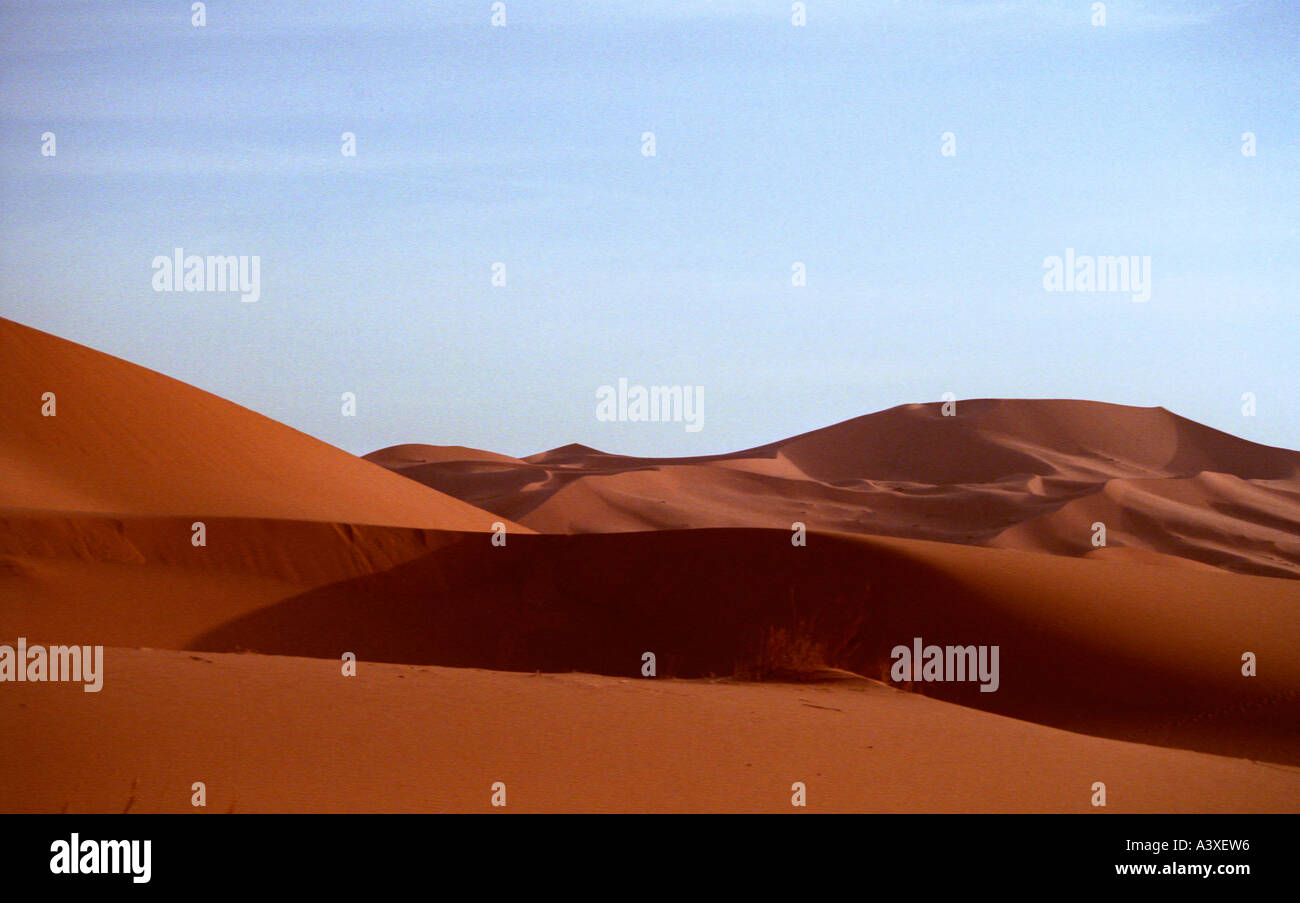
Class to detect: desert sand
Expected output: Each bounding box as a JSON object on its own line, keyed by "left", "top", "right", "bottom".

{"left": 2, "top": 316, "right": 1297, "bottom": 813}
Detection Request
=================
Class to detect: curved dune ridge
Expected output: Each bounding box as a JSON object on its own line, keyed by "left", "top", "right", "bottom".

{"left": 369, "top": 399, "right": 1300, "bottom": 578}
{"left": 182, "top": 529, "right": 1300, "bottom": 764}
{"left": 0, "top": 317, "right": 524, "bottom": 531}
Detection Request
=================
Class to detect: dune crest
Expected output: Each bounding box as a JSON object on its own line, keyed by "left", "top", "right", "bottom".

{"left": 0, "top": 318, "right": 525, "bottom": 532}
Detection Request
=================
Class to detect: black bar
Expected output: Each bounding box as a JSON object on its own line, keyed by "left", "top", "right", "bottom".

{"left": 0, "top": 814, "right": 1285, "bottom": 891}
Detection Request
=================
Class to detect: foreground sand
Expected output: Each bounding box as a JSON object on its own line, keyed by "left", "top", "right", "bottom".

{"left": 2, "top": 648, "right": 1296, "bottom": 814}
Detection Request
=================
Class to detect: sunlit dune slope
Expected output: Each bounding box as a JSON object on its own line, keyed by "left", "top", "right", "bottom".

{"left": 0, "top": 317, "right": 524, "bottom": 531}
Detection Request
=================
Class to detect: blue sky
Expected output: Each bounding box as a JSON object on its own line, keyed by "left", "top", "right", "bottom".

{"left": 1, "top": 0, "right": 1296, "bottom": 457}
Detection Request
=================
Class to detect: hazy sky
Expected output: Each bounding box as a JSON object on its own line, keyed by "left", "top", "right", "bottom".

{"left": 1, "top": 0, "right": 1296, "bottom": 457}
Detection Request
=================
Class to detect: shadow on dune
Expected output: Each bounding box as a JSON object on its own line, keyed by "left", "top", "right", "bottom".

{"left": 190, "top": 528, "right": 1300, "bottom": 765}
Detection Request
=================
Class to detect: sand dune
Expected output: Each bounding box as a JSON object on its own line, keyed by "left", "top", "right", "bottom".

{"left": 178, "top": 529, "right": 1300, "bottom": 766}
{"left": 0, "top": 318, "right": 523, "bottom": 531}
{"left": 6, "top": 519, "right": 1297, "bottom": 766}
{"left": 370, "top": 399, "right": 1300, "bottom": 577}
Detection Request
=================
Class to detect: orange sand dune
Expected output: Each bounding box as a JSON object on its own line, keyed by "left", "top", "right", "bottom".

{"left": 0, "top": 318, "right": 524, "bottom": 531}
{"left": 371, "top": 400, "right": 1300, "bottom": 577}
{"left": 2, "top": 648, "right": 1295, "bottom": 814}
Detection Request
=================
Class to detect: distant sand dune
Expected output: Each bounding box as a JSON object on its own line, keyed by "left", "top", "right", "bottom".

{"left": 370, "top": 399, "right": 1300, "bottom": 577}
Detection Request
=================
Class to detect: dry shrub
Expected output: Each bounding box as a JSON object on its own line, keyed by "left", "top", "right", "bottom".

{"left": 734, "top": 622, "right": 828, "bottom": 681}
